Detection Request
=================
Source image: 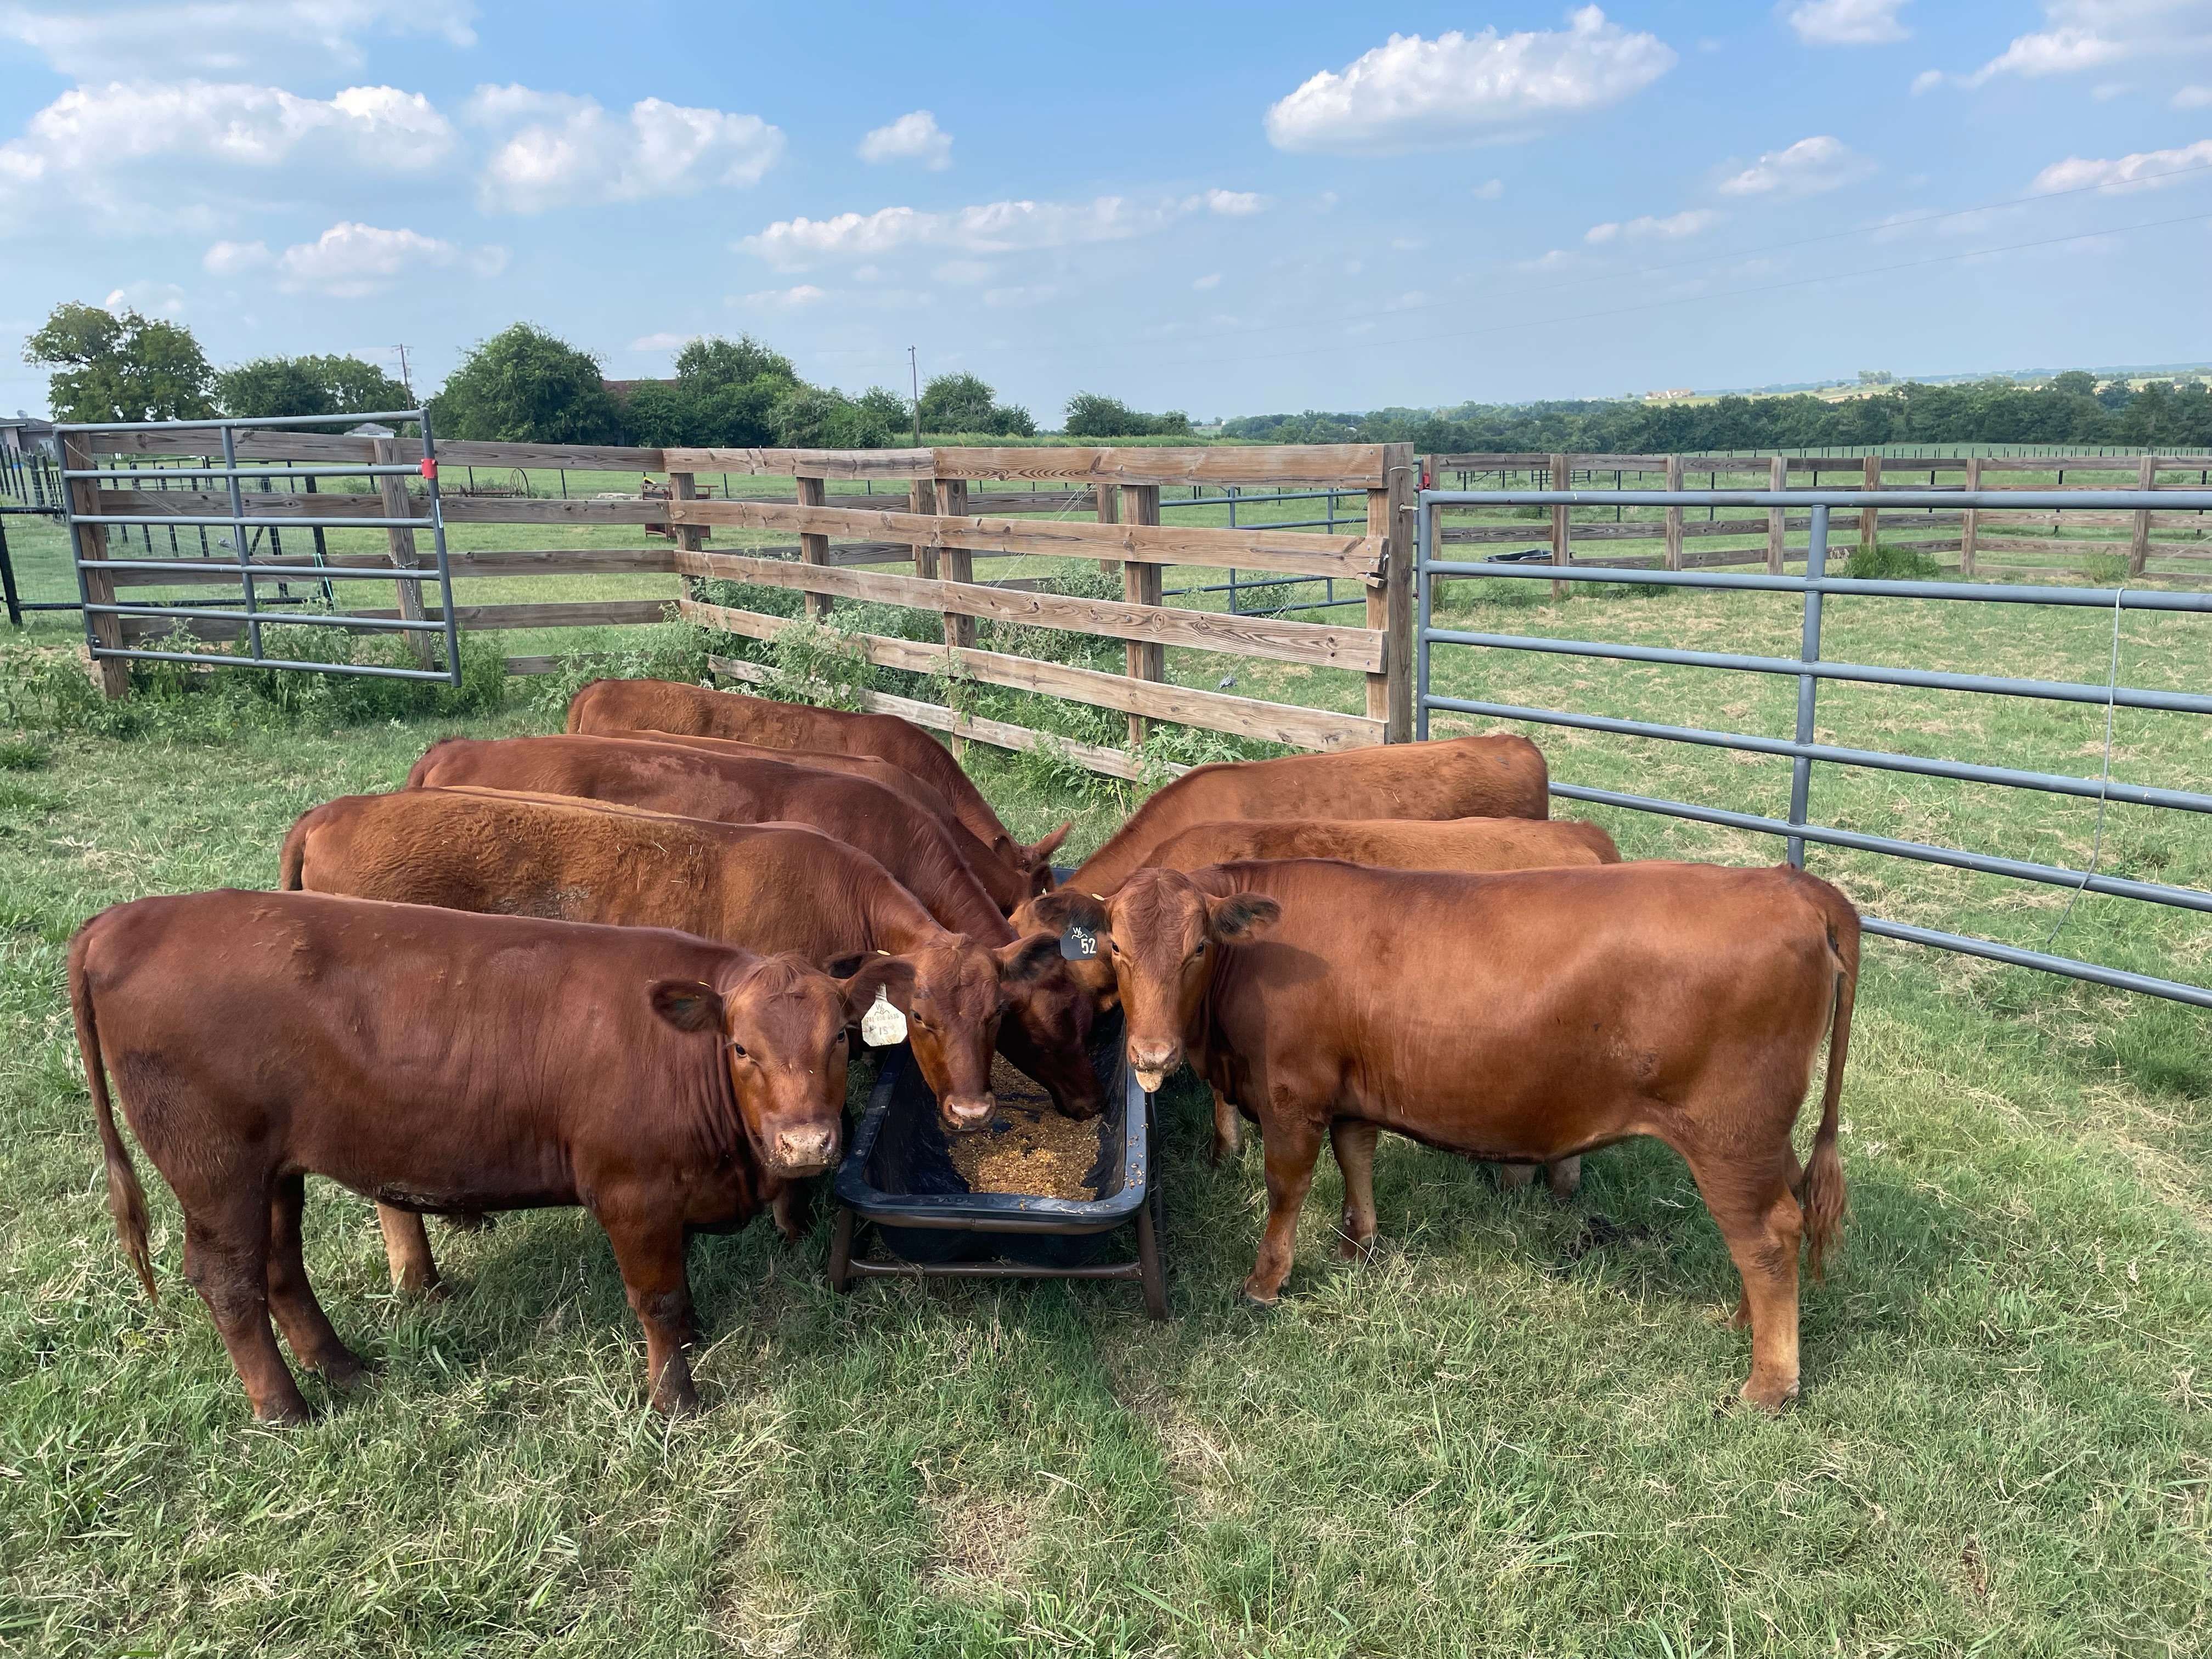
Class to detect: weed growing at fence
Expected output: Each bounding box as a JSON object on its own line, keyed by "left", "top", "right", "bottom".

{"left": 1840, "top": 541, "right": 1949, "bottom": 581}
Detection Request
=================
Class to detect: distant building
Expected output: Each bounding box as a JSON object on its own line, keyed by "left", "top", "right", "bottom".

{"left": 1647, "top": 388, "right": 1696, "bottom": 402}
{"left": 1, "top": 414, "right": 58, "bottom": 460}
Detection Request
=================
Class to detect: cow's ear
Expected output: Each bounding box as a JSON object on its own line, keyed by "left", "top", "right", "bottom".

{"left": 1207, "top": 893, "right": 1280, "bottom": 943}
{"left": 995, "top": 931, "right": 1064, "bottom": 986}
{"left": 650, "top": 979, "right": 725, "bottom": 1033}
{"left": 1025, "top": 888, "right": 1105, "bottom": 934}
{"left": 1020, "top": 821, "right": 1074, "bottom": 870}
{"left": 838, "top": 955, "right": 917, "bottom": 1021}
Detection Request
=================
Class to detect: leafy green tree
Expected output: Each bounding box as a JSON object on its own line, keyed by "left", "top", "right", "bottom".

{"left": 24, "top": 301, "right": 216, "bottom": 422}
{"left": 922, "top": 373, "right": 1036, "bottom": 437}
{"left": 1064, "top": 392, "right": 1188, "bottom": 438}
{"left": 214, "top": 354, "right": 411, "bottom": 421}
{"left": 430, "top": 323, "right": 622, "bottom": 444}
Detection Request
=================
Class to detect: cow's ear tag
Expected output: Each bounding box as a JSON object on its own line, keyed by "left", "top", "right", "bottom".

{"left": 1060, "top": 923, "right": 1099, "bottom": 962}
{"left": 860, "top": 986, "right": 908, "bottom": 1047}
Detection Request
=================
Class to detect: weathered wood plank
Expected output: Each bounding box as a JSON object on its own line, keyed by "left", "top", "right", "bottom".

{"left": 667, "top": 498, "right": 1381, "bottom": 579}
{"left": 673, "top": 549, "right": 1381, "bottom": 671}
{"left": 663, "top": 447, "right": 935, "bottom": 479}
{"left": 704, "top": 654, "right": 1174, "bottom": 782}
{"left": 120, "top": 597, "right": 669, "bottom": 644}
{"left": 103, "top": 548, "right": 679, "bottom": 586}
{"left": 1121, "top": 483, "right": 1163, "bottom": 747}
{"left": 87, "top": 430, "right": 378, "bottom": 463}
{"left": 680, "top": 599, "right": 1383, "bottom": 752}
{"left": 929, "top": 445, "right": 1386, "bottom": 487}
{"left": 441, "top": 496, "right": 665, "bottom": 524}
{"left": 1381, "top": 441, "right": 1415, "bottom": 740}
{"left": 95, "top": 489, "right": 400, "bottom": 520}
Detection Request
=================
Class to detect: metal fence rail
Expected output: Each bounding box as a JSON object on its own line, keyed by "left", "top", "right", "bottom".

{"left": 56, "top": 410, "right": 460, "bottom": 686}
{"left": 1414, "top": 486, "right": 2212, "bottom": 1009}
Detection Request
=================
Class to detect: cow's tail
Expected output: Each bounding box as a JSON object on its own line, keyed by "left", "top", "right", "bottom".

{"left": 69, "top": 929, "right": 156, "bottom": 1300}
{"left": 1799, "top": 885, "right": 1858, "bottom": 1280}
{"left": 277, "top": 812, "right": 309, "bottom": 891}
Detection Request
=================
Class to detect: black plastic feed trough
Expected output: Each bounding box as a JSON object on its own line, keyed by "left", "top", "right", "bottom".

{"left": 827, "top": 1009, "right": 1166, "bottom": 1317}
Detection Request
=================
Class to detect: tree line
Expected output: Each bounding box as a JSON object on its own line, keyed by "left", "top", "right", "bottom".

{"left": 23, "top": 299, "right": 2205, "bottom": 452}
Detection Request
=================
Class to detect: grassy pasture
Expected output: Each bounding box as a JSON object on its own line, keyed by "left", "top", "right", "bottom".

{"left": 0, "top": 556, "right": 2208, "bottom": 1654}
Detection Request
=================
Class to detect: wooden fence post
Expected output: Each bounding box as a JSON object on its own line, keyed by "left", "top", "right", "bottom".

{"left": 796, "top": 472, "right": 832, "bottom": 619}
{"left": 668, "top": 466, "right": 704, "bottom": 605}
{"left": 373, "top": 436, "right": 434, "bottom": 668}
{"left": 1096, "top": 479, "right": 1120, "bottom": 578}
{"left": 1663, "top": 454, "right": 1683, "bottom": 571}
{"left": 1961, "top": 456, "right": 1980, "bottom": 577}
{"left": 60, "top": 434, "right": 131, "bottom": 698}
{"left": 1121, "top": 483, "right": 1163, "bottom": 747}
{"left": 1860, "top": 454, "right": 1880, "bottom": 558}
{"left": 907, "top": 477, "right": 938, "bottom": 578}
{"left": 938, "top": 477, "right": 973, "bottom": 648}
{"left": 2130, "top": 454, "right": 2154, "bottom": 576}
{"left": 1382, "top": 441, "right": 1414, "bottom": 741}
{"left": 1766, "top": 454, "right": 1786, "bottom": 574}
{"left": 1549, "top": 453, "right": 1569, "bottom": 601}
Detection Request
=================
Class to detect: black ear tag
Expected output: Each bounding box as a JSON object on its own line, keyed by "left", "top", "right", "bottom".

{"left": 1060, "top": 923, "right": 1099, "bottom": 961}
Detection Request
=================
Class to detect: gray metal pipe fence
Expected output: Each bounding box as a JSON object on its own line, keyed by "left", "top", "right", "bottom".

{"left": 57, "top": 410, "right": 460, "bottom": 686}
{"left": 1415, "top": 486, "right": 2212, "bottom": 1010}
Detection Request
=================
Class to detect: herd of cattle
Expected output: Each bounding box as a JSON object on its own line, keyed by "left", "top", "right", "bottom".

{"left": 69, "top": 676, "right": 1857, "bottom": 1423}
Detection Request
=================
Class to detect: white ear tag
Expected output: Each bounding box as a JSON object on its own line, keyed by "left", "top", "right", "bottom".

{"left": 860, "top": 986, "right": 908, "bottom": 1047}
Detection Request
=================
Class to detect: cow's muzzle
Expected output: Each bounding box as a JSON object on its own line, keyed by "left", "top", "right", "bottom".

{"left": 941, "top": 1092, "right": 995, "bottom": 1132}
{"left": 1128, "top": 1041, "right": 1180, "bottom": 1095}
{"left": 768, "top": 1125, "right": 838, "bottom": 1176}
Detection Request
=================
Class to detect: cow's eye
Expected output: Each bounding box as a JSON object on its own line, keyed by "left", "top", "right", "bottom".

{"left": 1192, "top": 940, "right": 1208, "bottom": 958}
{"left": 729, "top": 1042, "right": 749, "bottom": 1058}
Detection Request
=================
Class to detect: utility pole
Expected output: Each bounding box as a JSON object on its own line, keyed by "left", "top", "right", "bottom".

{"left": 909, "top": 346, "right": 922, "bottom": 448}
{"left": 393, "top": 345, "right": 414, "bottom": 403}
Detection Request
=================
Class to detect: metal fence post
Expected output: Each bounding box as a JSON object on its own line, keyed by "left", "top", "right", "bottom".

{"left": 219, "top": 424, "right": 264, "bottom": 663}
{"left": 1787, "top": 503, "right": 1829, "bottom": 868}
{"left": 0, "top": 516, "right": 20, "bottom": 626}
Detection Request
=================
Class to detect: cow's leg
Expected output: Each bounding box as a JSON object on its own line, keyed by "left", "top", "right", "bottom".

{"left": 264, "top": 1173, "right": 366, "bottom": 1389}
{"left": 1493, "top": 1162, "right": 1536, "bottom": 1192}
{"left": 1243, "top": 1115, "right": 1324, "bottom": 1305}
{"left": 596, "top": 1207, "right": 700, "bottom": 1415}
{"left": 183, "top": 1188, "right": 308, "bottom": 1424}
{"left": 1545, "top": 1156, "right": 1582, "bottom": 1199}
{"left": 770, "top": 1179, "right": 808, "bottom": 1246}
{"left": 1688, "top": 1160, "right": 1805, "bottom": 1410}
{"left": 1330, "top": 1120, "right": 1379, "bottom": 1259}
{"left": 376, "top": 1204, "right": 441, "bottom": 1295}
{"left": 1210, "top": 1087, "right": 1241, "bottom": 1164}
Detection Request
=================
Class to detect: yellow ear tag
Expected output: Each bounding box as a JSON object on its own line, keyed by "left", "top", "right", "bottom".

{"left": 861, "top": 986, "right": 908, "bottom": 1048}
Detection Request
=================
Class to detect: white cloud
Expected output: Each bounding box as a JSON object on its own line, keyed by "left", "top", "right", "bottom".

{"left": 274, "top": 221, "right": 504, "bottom": 297}
{"left": 1584, "top": 208, "right": 1723, "bottom": 243}
{"left": 1263, "top": 7, "right": 1677, "bottom": 155}
{"left": 2030, "top": 137, "right": 2212, "bottom": 193}
{"left": 733, "top": 284, "right": 826, "bottom": 308}
{"left": 201, "top": 238, "right": 270, "bottom": 274}
{"left": 1926, "top": 3, "right": 2212, "bottom": 92}
{"left": 858, "top": 110, "right": 951, "bottom": 170}
{"left": 741, "top": 190, "right": 1259, "bottom": 268}
{"left": 1910, "top": 69, "right": 1944, "bottom": 93}
{"left": 1473, "top": 177, "right": 1505, "bottom": 199}
{"left": 471, "top": 86, "right": 784, "bottom": 212}
{"left": 629, "top": 331, "right": 699, "bottom": 352}
{"left": 0, "top": 80, "right": 455, "bottom": 188}
{"left": 1785, "top": 0, "right": 1912, "bottom": 47}
{"left": 1192, "top": 272, "right": 1222, "bottom": 289}
{"left": 1717, "top": 134, "right": 1875, "bottom": 198}
{"left": 2175, "top": 83, "right": 2212, "bottom": 106}
{"left": 103, "top": 280, "right": 183, "bottom": 316}
{"left": 0, "top": 0, "right": 475, "bottom": 79}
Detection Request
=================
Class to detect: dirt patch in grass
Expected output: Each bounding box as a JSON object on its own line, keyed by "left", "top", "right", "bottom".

{"left": 922, "top": 1489, "right": 1042, "bottom": 1595}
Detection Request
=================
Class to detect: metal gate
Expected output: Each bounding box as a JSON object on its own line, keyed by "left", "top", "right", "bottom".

{"left": 1414, "top": 483, "right": 2212, "bottom": 1009}
{"left": 59, "top": 410, "right": 460, "bottom": 685}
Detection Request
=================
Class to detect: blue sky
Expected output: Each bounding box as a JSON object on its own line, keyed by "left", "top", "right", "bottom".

{"left": 3, "top": 1, "right": 2209, "bottom": 424}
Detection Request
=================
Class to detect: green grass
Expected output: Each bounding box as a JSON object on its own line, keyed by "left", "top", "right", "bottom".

{"left": 1, "top": 605, "right": 2209, "bottom": 1655}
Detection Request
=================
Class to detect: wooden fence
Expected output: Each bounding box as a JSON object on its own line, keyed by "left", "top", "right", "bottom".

{"left": 71, "top": 429, "right": 1416, "bottom": 772}
{"left": 1427, "top": 452, "right": 2212, "bottom": 582}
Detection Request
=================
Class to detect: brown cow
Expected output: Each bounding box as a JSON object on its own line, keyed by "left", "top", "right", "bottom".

{"left": 1138, "top": 815, "right": 1620, "bottom": 1178}
{"left": 567, "top": 678, "right": 1069, "bottom": 894}
{"left": 71, "top": 890, "right": 910, "bottom": 1420}
{"left": 409, "top": 733, "right": 1032, "bottom": 919}
{"left": 1009, "top": 735, "right": 1553, "bottom": 1011}
{"left": 587, "top": 726, "right": 1025, "bottom": 891}
{"left": 280, "top": 788, "right": 1096, "bottom": 1291}
{"left": 1030, "top": 860, "right": 1855, "bottom": 1409}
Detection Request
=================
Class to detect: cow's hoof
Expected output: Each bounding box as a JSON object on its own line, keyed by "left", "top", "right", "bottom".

{"left": 1738, "top": 1375, "right": 1799, "bottom": 1413}
{"left": 1336, "top": 1230, "right": 1377, "bottom": 1261}
{"left": 1236, "top": 1288, "right": 1280, "bottom": 1311}
{"left": 318, "top": 1352, "right": 373, "bottom": 1393}
{"left": 252, "top": 1398, "right": 312, "bottom": 1427}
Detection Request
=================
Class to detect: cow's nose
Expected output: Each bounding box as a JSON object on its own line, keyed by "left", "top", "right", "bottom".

{"left": 771, "top": 1126, "right": 837, "bottom": 1173}
{"left": 943, "top": 1093, "right": 995, "bottom": 1131}
{"left": 1129, "top": 1042, "right": 1179, "bottom": 1094}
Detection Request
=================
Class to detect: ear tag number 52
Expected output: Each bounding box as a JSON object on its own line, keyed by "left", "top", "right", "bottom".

{"left": 1061, "top": 924, "right": 1099, "bottom": 961}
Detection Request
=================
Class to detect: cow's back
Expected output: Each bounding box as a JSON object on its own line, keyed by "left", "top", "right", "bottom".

{"left": 1148, "top": 815, "right": 1615, "bottom": 873}
{"left": 1070, "top": 735, "right": 1550, "bottom": 890}
{"left": 566, "top": 679, "right": 1007, "bottom": 844}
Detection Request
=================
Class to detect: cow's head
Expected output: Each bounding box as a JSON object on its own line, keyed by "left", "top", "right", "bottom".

{"left": 1010, "top": 886, "right": 1119, "bottom": 1013}
{"left": 830, "top": 932, "right": 1087, "bottom": 1132}
{"left": 1028, "top": 868, "right": 1279, "bottom": 1094}
{"left": 992, "top": 821, "right": 1073, "bottom": 901}
{"left": 651, "top": 952, "right": 915, "bottom": 1177}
